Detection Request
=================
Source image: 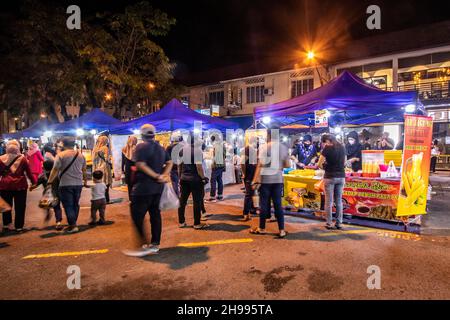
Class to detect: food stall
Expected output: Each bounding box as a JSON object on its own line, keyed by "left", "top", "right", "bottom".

{"left": 254, "top": 71, "right": 431, "bottom": 230}
{"left": 109, "top": 99, "right": 239, "bottom": 187}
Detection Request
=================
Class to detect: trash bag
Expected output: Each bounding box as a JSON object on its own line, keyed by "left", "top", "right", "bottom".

{"left": 38, "top": 185, "right": 59, "bottom": 209}
{"left": 0, "top": 196, "right": 11, "bottom": 213}
{"left": 159, "top": 183, "right": 180, "bottom": 211}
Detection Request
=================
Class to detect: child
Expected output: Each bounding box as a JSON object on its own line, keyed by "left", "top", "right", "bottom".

{"left": 30, "top": 160, "right": 63, "bottom": 230}
{"left": 89, "top": 170, "right": 107, "bottom": 225}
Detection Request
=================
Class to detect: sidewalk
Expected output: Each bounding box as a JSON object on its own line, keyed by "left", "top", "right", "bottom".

{"left": 422, "top": 171, "right": 450, "bottom": 235}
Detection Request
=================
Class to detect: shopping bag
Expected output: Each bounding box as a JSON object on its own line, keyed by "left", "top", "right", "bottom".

{"left": 0, "top": 196, "right": 11, "bottom": 213}
{"left": 386, "top": 161, "right": 399, "bottom": 178}
{"left": 314, "top": 179, "right": 325, "bottom": 192}
{"left": 159, "top": 183, "right": 180, "bottom": 211}
{"left": 38, "top": 185, "right": 59, "bottom": 209}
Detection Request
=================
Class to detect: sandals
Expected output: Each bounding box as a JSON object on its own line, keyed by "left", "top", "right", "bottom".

{"left": 278, "top": 230, "right": 288, "bottom": 238}
{"left": 193, "top": 224, "right": 209, "bottom": 230}
{"left": 249, "top": 227, "right": 267, "bottom": 235}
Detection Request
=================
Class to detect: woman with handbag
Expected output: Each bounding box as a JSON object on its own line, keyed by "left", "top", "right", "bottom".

{"left": 93, "top": 135, "right": 113, "bottom": 203}
{"left": 0, "top": 140, "right": 37, "bottom": 232}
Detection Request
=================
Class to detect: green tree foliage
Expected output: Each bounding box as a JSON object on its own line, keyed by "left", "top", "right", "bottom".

{"left": 0, "top": 0, "right": 184, "bottom": 124}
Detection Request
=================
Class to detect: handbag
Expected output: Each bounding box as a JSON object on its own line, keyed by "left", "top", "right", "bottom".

{"left": 38, "top": 185, "right": 59, "bottom": 209}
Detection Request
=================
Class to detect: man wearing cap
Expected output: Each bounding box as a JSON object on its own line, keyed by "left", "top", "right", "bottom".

{"left": 124, "top": 124, "right": 173, "bottom": 257}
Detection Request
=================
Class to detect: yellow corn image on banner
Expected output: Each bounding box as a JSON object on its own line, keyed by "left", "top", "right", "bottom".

{"left": 397, "top": 115, "right": 433, "bottom": 216}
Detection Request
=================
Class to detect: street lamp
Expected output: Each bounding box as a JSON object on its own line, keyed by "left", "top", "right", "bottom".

{"left": 148, "top": 82, "right": 156, "bottom": 90}
{"left": 307, "top": 51, "right": 315, "bottom": 60}
{"left": 104, "top": 93, "right": 112, "bottom": 101}
{"left": 305, "top": 50, "right": 328, "bottom": 86}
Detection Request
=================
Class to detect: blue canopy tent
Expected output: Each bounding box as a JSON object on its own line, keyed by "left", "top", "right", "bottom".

{"left": 254, "top": 71, "right": 422, "bottom": 128}
{"left": 109, "top": 98, "right": 239, "bottom": 135}
{"left": 2, "top": 118, "right": 53, "bottom": 139}
{"left": 51, "top": 108, "right": 121, "bottom": 134}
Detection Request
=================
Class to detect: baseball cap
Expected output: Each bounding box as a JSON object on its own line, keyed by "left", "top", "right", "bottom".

{"left": 140, "top": 124, "right": 156, "bottom": 137}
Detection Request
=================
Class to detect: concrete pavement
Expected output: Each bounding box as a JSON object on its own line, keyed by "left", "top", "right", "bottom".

{"left": 0, "top": 184, "right": 449, "bottom": 300}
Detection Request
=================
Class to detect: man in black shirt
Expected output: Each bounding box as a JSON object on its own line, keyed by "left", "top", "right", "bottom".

{"left": 241, "top": 137, "right": 258, "bottom": 221}
{"left": 124, "top": 124, "right": 172, "bottom": 257}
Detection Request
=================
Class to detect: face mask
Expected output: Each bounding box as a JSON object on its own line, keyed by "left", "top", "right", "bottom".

{"left": 348, "top": 139, "right": 355, "bottom": 145}
{"left": 304, "top": 142, "right": 311, "bottom": 148}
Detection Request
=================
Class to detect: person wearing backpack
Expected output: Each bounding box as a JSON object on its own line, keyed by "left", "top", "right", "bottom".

{"left": 48, "top": 138, "right": 88, "bottom": 234}
{"left": 0, "top": 140, "right": 37, "bottom": 232}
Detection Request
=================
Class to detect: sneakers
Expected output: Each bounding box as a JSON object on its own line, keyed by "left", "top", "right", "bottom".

{"left": 217, "top": 196, "right": 224, "bottom": 201}
{"left": 207, "top": 197, "right": 217, "bottom": 203}
{"left": 2, "top": 224, "right": 14, "bottom": 232}
{"left": 65, "top": 226, "right": 79, "bottom": 234}
{"left": 123, "top": 245, "right": 159, "bottom": 257}
{"left": 200, "top": 214, "right": 209, "bottom": 222}
{"left": 193, "top": 224, "right": 209, "bottom": 230}
{"left": 55, "top": 222, "right": 63, "bottom": 231}
{"left": 142, "top": 244, "right": 160, "bottom": 254}
{"left": 179, "top": 222, "right": 188, "bottom": 228}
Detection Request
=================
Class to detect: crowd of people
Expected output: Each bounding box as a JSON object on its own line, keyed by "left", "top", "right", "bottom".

{"left": 0, "top": 125, "right": 445, "bottom": 257}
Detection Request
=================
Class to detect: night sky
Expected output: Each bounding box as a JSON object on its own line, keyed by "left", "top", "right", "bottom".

{"left": 2, "top": 0, "right": 450, "bottom": 76}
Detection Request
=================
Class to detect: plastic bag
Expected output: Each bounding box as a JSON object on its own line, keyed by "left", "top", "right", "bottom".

{"left": 38, "top": 185, "right": 59, "bottom": 209}
{"left": 0, "top": 196, "right": 11, "bottom": 213}
{"left": 159, "top": 183, "right": 180, "bottom": 211}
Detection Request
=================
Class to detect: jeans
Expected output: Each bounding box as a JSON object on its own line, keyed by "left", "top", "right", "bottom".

{"left": 59, "top": 186, "right": 83, "bottom": 227}
{"left": 91, "top": 199, "right": 106, "bottom": 222}
{"left": 131, "top": 194, "right": 162, "bottom": 245}
{"left": 324, "top": 178, "right": 345, "bottom": 226}
{"left": 259, "top": 183, "right": 284, "bottom": 230}
{"left": 430, "top": 156, "right": 437, "bottom": 173}
{"left": 178, "top": 180, "right": 204, "bottom": 225}
{"left": 1, "top": 190, "right": 27, "bottom": 229}
{"left": 210, "top": 166, "right": 224, "bottom": 198}
{"left": 243, "top": 180, "right": 256, "bottom": 215}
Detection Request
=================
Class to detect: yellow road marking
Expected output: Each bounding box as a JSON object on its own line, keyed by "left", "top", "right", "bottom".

{"left": 317, "top": 229, "right": 378, "bottom": 236}
{"left": 23, "top": 249, "right": 109, "bottom": 259}
{"left": 177, "top": 238, "right": 253, "bottom": 247}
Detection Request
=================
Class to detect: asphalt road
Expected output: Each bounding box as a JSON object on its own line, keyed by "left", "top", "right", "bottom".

{"left": 0, "top": 184, "right": 449, "bottom": 300}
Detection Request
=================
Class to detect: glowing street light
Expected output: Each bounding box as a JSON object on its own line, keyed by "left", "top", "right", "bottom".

{"left": 90, "top": 129, "right": 97, "bottom": 135}
{"left": 148, "top": 82, "right": 156, "bottom": 90}
{"left": 307, "top": 51, "right": 315, "bottom": 60}
{"left": 104, "top": 93, "right": 112, "bottom": 101}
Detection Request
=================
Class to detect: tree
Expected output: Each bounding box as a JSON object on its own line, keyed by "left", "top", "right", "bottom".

{"left": 0, "top": 0, "right": 182, "bottom": 124}
{"left": 81, "top": 1, "right": 177, "bottom": 118}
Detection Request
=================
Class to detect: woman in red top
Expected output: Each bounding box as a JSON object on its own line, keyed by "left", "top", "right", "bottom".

{"left": 26, "top": 142, "right": 44, "bottom": 182}
{"left": 0, "top": 140, "right": 36, "bottom": 232}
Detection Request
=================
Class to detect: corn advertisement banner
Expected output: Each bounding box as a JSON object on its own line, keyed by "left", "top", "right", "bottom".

{"left": 397, "top": 115, "right": 433, "bottom": 216}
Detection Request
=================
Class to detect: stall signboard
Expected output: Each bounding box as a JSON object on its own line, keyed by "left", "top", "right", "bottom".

{"left": 314, "top": 109, "right": 329, "bottom": 128}
{"left": 343, "top": 178, "right": 401, "bottom": 221}
{"left": 397, "top": 115, "right": 433, "bottom": 216}
{"left": 211, "top": 105, "right": 220, "bottom": 117}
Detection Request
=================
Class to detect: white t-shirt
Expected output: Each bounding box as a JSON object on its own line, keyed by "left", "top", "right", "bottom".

{"left": 259, "top": 142, "right": 290, "bottom": 184}
{"left": 91, "top": 182, "right": 106, "bottom": 201}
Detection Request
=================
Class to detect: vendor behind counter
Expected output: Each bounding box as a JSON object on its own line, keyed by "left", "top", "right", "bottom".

{"left": 345, "top": 131, "right": 363, "bottom": 172}
{"left": 291, "top": 134, "right": 317, "bottom": 169}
